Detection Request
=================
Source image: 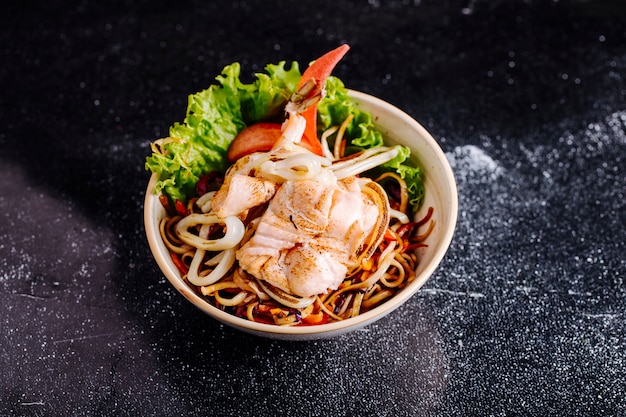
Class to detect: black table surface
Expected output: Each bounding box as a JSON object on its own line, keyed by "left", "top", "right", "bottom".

{"left": 2, "top": 1, "right": 625, "bottom": 415}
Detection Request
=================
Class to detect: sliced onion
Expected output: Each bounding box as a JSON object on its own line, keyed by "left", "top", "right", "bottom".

{"left": 159, "top": 217, "right": 191, "bottom": 255}
{"left": 196, "top": 191, "right": 215, "bottom": 213}
{"left": 260, "top": 153, "right": 322, "bottom": 181}
{"left": 331, "top": 146, "right": 400, "bottom": 179}
{"left": 187, "top": 248, "right": 236, "bottom": 287}
{"left": 233, "top": 268, "right": 270, "bottom": 301}
{"left": 389, "top": 209, "right": 410, "bottom": 224}
{"left": 320, "top": 126, "right": 338, "bottom": 159}
{"left": 375, "top": 171, "right": 409, "bottom": 214}
{"left": 213, "top": 290, "right": 249, "bottom": 307}
{"left": 200, "top": 281, "right": 239, "bottom": 296}
{"left": 150, "top": 137, "right": 184, "bottom": 155}
{"left": 333, "top": 113, "right": 354, "bottom": 159}
{"left": 255, "top": 278, "right": 316, "bottom": 309}
{"left": 358, "top": 181, "right": 390, "bottom": 263}
{"left": 379, "top": 257, "right": 406, "bottom": 288}
{"left": 259, "top": 152, "right": 331, "bottom": 183}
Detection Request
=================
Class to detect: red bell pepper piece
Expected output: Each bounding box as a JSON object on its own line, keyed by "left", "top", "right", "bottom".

{"left": 158, "top": 194, "right": 174, "bottom": 216}
{"left": 297, "top": 44, "right": 350, "bottom": 156}
{"left": 170, "top": 252, "right": 189, "bottom": 275}
{"left": 174, "top": 199, "right": 189, "bottom": 216}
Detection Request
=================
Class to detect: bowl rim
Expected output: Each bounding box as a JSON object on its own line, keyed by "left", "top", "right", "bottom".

{"left": 144, "top": 89, "right": 458, "bottom": 338}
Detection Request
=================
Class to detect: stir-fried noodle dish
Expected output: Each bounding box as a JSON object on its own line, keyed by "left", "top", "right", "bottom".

{"left": 146, "top": 45, "right": 434, "bottom": 326}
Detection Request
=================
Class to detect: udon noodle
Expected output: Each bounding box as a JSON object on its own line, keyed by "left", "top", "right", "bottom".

{"left": 157, "top": 121, "right": 434, "bottom": 326}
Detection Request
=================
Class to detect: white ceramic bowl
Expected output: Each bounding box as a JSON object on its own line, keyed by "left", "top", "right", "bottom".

{"left": 144, "top": 90, "right": 458, "bottom": 341}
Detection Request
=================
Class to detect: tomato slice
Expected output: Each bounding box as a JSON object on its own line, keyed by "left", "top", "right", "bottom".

{"left": 227, "top": 122, "right": 282, "bottom": 163}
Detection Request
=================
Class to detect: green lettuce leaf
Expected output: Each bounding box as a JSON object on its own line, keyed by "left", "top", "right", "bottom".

{"left": 238, "top": 61, "right": 301, "bottom": 124}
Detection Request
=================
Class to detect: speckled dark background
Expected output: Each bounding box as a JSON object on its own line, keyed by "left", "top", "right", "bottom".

{"left": 1, "top": 1, "right": 625, "bottom": 416}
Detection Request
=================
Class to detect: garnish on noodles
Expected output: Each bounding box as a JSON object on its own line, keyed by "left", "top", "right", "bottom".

{"left": 146, "top": 45, "right": 434, "bottom": 326}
